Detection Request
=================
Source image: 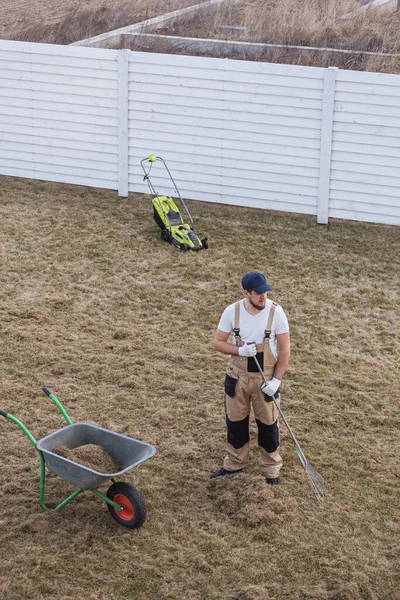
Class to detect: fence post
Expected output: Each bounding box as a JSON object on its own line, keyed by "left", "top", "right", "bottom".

{"left": 317, "top": 66, "right": 338, "bottom": 224}
{"left": 118, "top": 49, "right": 129, "bottom": 197}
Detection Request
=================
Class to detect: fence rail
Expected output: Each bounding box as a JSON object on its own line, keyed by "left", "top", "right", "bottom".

{"left": 0, "top": 39, "right": 399, "bottom": 226}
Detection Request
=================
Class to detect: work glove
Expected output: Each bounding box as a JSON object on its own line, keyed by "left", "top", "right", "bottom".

{"left": 238, "top": 342, "right": 257, "bottom": 357}
{"left": 261, "top": 377, "right": 281, "bottom": 396}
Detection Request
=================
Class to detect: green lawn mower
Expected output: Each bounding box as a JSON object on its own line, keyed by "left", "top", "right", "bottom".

{"left": 140, "top": 154, "right": 208, "bottom": 251}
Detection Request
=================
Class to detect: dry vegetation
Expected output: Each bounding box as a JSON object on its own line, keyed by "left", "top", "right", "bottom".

{"left": 1, "top": 0, "right": 400, "bottom": 71}
{"left": 0, "top": 175, "right": 399, "bottom": 600}
{"left": 0, "top": 0, "right": 199, "bottom": 44}
{"left": 143, "top": 0, "right": 400, "bottom": 72}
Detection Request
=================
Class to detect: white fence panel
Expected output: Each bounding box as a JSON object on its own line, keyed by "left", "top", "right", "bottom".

{"left": 128, "top": 52, "right": 324, "bottom": 216}
{"left": 331, "top": 70, "right": 400, "bottom": 225}
{"left": 0, "top": 40, "right": 399, "bottom": 226}
{"left": 0, "top": 40, "right": 120, "bottom": 189}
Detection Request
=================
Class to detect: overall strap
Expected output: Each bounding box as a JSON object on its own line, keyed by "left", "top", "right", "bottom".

{"left": 233, "top": 301, "right": 241, "bottom": 344}
{"left": 265, "top": 302, "right": 277, "bottom": 339}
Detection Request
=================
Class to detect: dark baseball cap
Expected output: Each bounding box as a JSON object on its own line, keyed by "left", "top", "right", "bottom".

{"left": 241, "top": 272, "right": 272, "bottom": 293}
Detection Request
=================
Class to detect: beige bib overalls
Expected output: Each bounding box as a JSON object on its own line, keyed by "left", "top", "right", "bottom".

{"left": 223, "top": 301, "right": 283, "bottom": 478}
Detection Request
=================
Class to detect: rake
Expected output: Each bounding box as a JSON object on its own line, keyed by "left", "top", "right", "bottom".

{"left": 253, "top": 356, "right": 325, "bottom": 501}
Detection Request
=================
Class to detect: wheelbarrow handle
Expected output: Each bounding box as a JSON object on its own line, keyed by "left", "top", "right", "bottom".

{"left": 42, "top": 387, "right": 73, "bottom": 425}
{"left": 0, "top": 410, "right": 37, "bottom": 446}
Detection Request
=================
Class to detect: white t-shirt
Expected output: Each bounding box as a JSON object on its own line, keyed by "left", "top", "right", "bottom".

{"left": 217, "top": 298, "right": 289, "bottom": 359}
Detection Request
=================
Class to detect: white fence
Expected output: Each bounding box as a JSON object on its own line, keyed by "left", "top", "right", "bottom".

{"left": 0, "top": 42, "right": 120, "bottom": 189}
{"left": 0, "top": 39, "right": 399, "bottom": 226}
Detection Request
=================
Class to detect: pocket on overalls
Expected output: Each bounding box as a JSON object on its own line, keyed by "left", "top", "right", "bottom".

{"left": 224, "top": 375, "right": 237, "bottom": 398}
{"left": 262, "top": 391, "right": 280, "bottom": 424}
{"left": 263, "top": 390, "right": 280, "bottom": 403}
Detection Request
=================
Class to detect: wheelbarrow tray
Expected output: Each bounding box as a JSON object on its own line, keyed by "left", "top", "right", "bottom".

{"left": 36, "top": 423, "right": 156, "bottom": 490}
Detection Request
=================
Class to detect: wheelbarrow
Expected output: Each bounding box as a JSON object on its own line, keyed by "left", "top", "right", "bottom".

{"left": 0, "top": 387, "right": 156, "bottom": 529}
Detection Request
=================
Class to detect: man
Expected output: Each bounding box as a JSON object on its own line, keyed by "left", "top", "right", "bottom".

{"left": 211, "top": 271, "right": 290, "bottom": 484}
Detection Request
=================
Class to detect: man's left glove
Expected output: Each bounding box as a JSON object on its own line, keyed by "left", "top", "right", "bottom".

{"left": 261, "top": 377, "right": 281, "bottom": 396}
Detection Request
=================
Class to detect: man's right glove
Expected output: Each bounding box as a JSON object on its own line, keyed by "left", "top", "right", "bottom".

{"left": 238, "top": 342, "right": 257, "bottom": 357}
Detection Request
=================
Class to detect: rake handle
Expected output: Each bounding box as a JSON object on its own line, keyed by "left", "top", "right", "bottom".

{"left": 252, "top": 355, "right": 307, "bottom": 465}
{"left": 253, "top": 356, "right": 325, "bottom": 501}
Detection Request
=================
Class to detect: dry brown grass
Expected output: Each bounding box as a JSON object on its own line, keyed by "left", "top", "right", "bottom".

{"left": 146, "top": 0, "right": 400, "bottom": 72}
{"left": 2, "top": 0, "right": 400, "bottom": 71}
{"left": 0, "top": 175, "right": 399, "bottom": 599}
{"left": 0, "top": 0, "right": 199, "bottom": 44}
{"left": 242, "top": 0, "right": 400, "bottom": 50}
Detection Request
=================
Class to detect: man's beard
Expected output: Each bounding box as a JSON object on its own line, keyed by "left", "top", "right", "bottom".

{"left": 249, "top": 297, "right": 265, "bottom": 311}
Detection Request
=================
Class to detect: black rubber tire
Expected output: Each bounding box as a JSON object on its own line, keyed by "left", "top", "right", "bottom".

{"left": 180, "top": 243, "right": 189, "bottom": 252}
{"left": 161, "top": 229, "right": 171, "bottom": 242}
{"left": 106, "top": 482, "right": 147, "bottom": 529}
{"left": 201, "top": 237, "right": 209, "bottom": 249}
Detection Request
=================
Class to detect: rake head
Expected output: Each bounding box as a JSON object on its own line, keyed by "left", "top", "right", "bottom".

{"left": 292, "top": 440, "right": 326, "bottom": 501}
{"left": 305, "top": 461, "right": 326, "bottom": 501}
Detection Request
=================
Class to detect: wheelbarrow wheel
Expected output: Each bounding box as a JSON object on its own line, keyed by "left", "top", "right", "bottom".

{"left": 106, "top": 482, "right": 147, "bottom": 529}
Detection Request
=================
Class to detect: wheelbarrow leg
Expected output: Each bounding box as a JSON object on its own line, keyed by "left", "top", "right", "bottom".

{"left": 38, "top": 446, "right": 85, "bottom": 510}
{"left": 53, "top": 489, "right": 84, "bottom": 510}
{"left": 0, "top": 410, "right": 84, "bottom": 511}
{"left": 91, "top": 488, "right": 122, "bottom": 511}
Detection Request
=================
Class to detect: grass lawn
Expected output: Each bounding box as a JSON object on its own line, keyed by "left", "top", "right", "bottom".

{"left": 0, "top": 175, "right": 399, "bottom": 600}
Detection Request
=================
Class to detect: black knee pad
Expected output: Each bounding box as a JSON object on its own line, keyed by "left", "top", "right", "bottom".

{"left": 226, "top": 415, "right": 249, "bottom": 449}
{"left": 256, "top": 418, "right": 279, "bottom": 453}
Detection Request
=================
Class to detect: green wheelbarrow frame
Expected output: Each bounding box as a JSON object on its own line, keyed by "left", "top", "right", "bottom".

{"left": 0, "top": 387, "right": 156, "bottom": 528}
